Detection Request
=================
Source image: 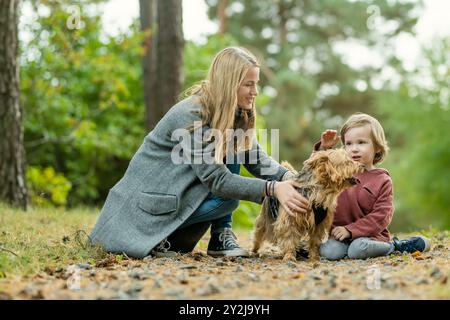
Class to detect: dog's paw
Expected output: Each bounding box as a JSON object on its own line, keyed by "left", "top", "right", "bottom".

{"left": 282, "top": 254, "right": 297, "bottom": 262}
{"left": 308, "top": 254, "right": 320, "bottom": 262}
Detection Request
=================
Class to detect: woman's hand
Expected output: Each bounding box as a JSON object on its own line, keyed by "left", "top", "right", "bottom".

{"left": 274, "top": 180, "right": 309, "bottom": 217}
{"left": 331, "top": 226, "right": 351, "bottom": 241}
{"left": 320, "top": 129, "right": 340, "bottom": 150}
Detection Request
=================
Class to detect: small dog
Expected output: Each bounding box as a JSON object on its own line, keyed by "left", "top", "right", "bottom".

{"left": 252, "top": 148, "right": 363, "bottom": 262}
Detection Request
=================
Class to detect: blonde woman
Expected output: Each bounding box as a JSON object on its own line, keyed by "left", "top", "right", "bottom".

{"left": 311, "top": 113, "right": 430, "bottom": 260}
{"left": 89, "top": 47, "right": 308, "bottom": 258}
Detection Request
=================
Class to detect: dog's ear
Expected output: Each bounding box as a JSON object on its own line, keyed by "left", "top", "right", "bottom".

{"left": 303, "top": 151, "right": 328, "bottom": 168}
{"left": 304, "top": 151, "right": 333, "bottom": 183}
{"left": 323, "top": 159, "right": 341, "bottom": 184}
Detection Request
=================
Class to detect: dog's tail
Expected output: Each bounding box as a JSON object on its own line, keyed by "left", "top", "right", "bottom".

{"left": 281, "top": 161, "right": 297, "bottom": 174}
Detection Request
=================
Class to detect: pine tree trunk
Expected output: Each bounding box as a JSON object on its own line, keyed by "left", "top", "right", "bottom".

{"left": 153, "top": 0, "right": 184, "bottom": 127}
{"left": 140, "top": 0, "right": 184, "bottom": 132}
{"left": 218, "top": 0, "right": 228, "bottom": 35}
{"left": 0, "top": 0, "right": 28, "bottom": 209}
{"left": 277, "top": 1, "right": 288, "bottom": 44}
{"left": 139, "top": 0, "right": 157, "bottom": 132}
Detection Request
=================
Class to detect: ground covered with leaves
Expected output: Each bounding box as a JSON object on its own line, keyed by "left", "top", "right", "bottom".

{"left": 0, "top": 206, "right": 449, "bottom": 300}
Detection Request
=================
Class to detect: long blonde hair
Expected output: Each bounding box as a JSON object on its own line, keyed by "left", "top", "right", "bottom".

{"left": 340, "top": 113, "right": 390, "bottom": 164}
{"left": 184, "top": 47, "right": 260, "bottom": 163}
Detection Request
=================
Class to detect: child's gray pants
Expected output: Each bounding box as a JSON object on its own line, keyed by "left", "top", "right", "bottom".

{"left": 320, "top": 237, "right": 395, "bottom": 260}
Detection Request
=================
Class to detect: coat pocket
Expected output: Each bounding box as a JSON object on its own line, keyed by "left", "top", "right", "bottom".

{"left": 137, "top": 192, "right": 178, "bottom": 215}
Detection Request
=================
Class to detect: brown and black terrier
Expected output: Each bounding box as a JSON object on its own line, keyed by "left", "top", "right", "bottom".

{"left": 252, "top": 148, "right": 363, "bottom": 262}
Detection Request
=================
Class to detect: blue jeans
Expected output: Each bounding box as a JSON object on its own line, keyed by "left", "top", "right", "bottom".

{"left": 320, "top": 237, "right": 395, "bottom": 260}
{"left": 179, "top": 158, "right": 240, "bottom": 233}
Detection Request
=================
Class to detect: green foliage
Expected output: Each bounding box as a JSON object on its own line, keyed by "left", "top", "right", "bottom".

{"left": 378, "top": 37, "right": 450, "bottom": 231}
{"left": 21, "top": 1, "right": 146, "bottom": 205}
{"left": 233, "top": 200, "right": 262, "bottom": 229}
{"left": 184, "top": 34, "right": 239, "bottom": 91}
{"left": 27, "top": 166, "right": 72, "bottom": 207}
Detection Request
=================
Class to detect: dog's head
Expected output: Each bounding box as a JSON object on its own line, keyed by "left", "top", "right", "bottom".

{"left": 303, "top": 148, "right": 363, "bottom": 191}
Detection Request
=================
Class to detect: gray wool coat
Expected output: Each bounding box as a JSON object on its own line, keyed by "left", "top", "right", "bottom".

{"left": 89, "top": 96, "right": 288, "bottom": 258}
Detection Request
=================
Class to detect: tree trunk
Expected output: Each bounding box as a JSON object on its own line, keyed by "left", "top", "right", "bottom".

{"left": 218, "top": 0, "right": 228, "bottom": 35}
{"left": 139, "top": 0, "right": 157, "bottom": 132}
{"left": 277, "top": 0, "right": 288, "bottom": 44}
{"left": 153, "top": 0, "right": 184, "bottom": 128}
{"left": 140, "top": 0, "right": 184, "bottom": 132}
{"left": 0, "top": 0, "right": 28, "bottom": 209}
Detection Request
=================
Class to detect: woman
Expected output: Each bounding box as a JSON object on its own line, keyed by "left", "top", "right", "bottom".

{"left": 89, "top": 47, "right": 309, "bottom": 258}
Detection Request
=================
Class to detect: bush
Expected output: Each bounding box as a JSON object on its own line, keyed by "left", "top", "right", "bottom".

{"left": 26, "top": 166, "right": 72, "bottom": 207}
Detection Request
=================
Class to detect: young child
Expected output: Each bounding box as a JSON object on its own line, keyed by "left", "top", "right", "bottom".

{"left": 314, "top": 113, "right": 430, "bottom": 260}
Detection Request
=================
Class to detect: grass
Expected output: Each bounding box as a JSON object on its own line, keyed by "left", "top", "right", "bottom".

{"left": 0, "top": 204, "right": 105, "bottom": 278}
{"left": 0, "top": 203, "right": 255, "bottom": 278}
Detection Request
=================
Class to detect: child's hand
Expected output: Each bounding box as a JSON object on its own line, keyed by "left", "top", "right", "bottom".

{"left": 331, "top": 226, "right": 351, "bottom": 241}
{"left": 320, "top": 130, "right": 340, "bottom": 150}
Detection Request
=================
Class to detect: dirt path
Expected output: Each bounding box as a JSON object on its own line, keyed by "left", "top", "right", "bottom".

{"left": 1, "top": 232, "right": 449, "bottom": 300}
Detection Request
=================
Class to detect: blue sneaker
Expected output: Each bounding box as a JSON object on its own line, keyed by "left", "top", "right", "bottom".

{"left": 207, "top": 228, "right": 249, "bottom": 257}
{"left": 393, "top": 236, "right": 431, "bottom": 253}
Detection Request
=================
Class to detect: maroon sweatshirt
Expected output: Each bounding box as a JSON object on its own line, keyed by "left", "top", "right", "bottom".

{"left": 313, "top": 141, "right": 394, "bottom": 242}
{"left": 333, "top": 168, "right": 394, "bottom": 242}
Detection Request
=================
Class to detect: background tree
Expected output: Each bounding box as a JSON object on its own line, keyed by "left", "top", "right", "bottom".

{"left": 139, "top": 0, "right": 157, "bottom": 132}
{"left": 206, "top": 0, "right": 421, "bottom": 166}
{"left": 0, "top": 0, "right": 28, "bottom": 209}
{"left": 140, "top": 0, "right": 184, "bottom": 131}
{"left": 378, "top": 37, "right": 450, "bottom": 231}
{"left": 218, "top": 0, "right": 229, "bottom": 35}
{"left": 21, "top": 0, "right": 145, "bottom": 206}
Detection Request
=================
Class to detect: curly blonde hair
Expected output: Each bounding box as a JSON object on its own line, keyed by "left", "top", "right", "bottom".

{"left": 340, "top": 113, "right": 390, "bottom": 164}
